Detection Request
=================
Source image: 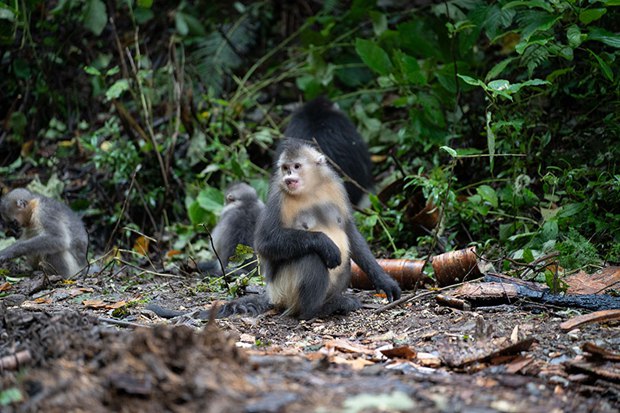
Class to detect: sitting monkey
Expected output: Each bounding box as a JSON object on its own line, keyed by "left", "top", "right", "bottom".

{"left": 0, "top": 188, "right": 88, "bottom": 277}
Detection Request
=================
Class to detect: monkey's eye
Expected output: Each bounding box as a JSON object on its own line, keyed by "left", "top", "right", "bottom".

{"left": 293, "top": 163, "right": 301, "bottom": 170}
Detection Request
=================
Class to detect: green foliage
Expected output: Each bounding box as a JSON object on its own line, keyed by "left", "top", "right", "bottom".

{"left": 556, "top": 228, "right": 602, "bottom": 271}
{"left": 1, "top": 0, "right": 618, "bottom": 276}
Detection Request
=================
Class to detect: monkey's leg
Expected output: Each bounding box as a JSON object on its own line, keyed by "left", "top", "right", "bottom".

{"left": 296, "top": 255, "right": 330, "bottom": 320}
{"left": 217, "top": 294, "right": 273, "bottom": 318}
{"left": 318, "top": 294, "right": 361, "bottom": 317}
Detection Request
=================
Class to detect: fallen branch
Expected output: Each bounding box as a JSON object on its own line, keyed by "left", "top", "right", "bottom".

{"left": 559, "top": 309, "right": 620, "bottom": 332}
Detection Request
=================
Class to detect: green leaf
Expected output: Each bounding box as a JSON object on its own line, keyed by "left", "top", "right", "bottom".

{"left": 556, "top": 203, "right": 584, "bottom": 219}
{"left": 541, "top": 220, "right": 558, "bottom": 241}
{"left": 457, "top": 74, "right": 485, "bottom": 88}
{"left": 477, "top": 185, "right": 498, "bottom": 208}
{"left": 486, "top": 111, "right": 495, "bottom": 172}
{"left": 137, "top": 0, "right": 153, "bottom": 8}
{"left": 83, "top": 0, "right": 107, "bottom": 36}
{"left": 520, "top": 11, "right": 561, "bottom": 41}
{"left": 485, "top": 57, "right": 516, "bottom": 81}
{"left": 175, "top": 11, "right": 189, "bottom": 36}
{"left": 394, "top": 50, "right": 425, "bottom": 85}
{"left": 196, "top": 187, "right": 225, "bottom": 213}
{"left": 579, "top": 8, "right": 607, "bottom": 25}
{"left": 105, "top": 79, "right": 129, "bottom": 101}
{"left": 587, "top": 27, "right": 620, "bottom": 48}
{"left": 187, "top": 200, "right": 209, "bottom": 226}
{"left": 589, "top": 49, "right": 614, "bottom": 81}
{"left": 566, "top": 25, "right": 584, "bottom": 48}
{"left": 0, "top": 387, "right": 23, "bottom": 406}
{"left": 355, "top": 38, "right": 394, "bottom": 76}
{"left": 503, "top": 1, "right": 553, "bottom": 12}
{"left": 440, "top": 146, "right": 457, "bottom": 157}
{"left": 369, "top": 11, "right": 387, "bottom": 35}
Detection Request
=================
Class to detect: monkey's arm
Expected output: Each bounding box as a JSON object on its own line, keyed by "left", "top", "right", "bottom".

{"left": 0, "top": 234, "right": 66, "bottom": 261}
{"left": 255, "top": 226, "right": 341, "bottom": 269}
{"left": 347, "top": 221, "right": 401, "bottom": 301}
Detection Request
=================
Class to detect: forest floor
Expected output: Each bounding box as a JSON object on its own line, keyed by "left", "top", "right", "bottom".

{"left": 1, "top": 265, "right": 619, "bottom": 413}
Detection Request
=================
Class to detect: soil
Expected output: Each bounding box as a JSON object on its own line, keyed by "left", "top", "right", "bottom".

{"left": 1, "top": 266, "right": 619, "bottom": 413}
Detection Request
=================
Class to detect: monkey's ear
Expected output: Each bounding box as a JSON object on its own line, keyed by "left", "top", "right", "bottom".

{"left": 16, "top": 199, "right": 28, "bottom": 209}
{"left": 316, "top": 155, "right": 326, "bottom": 165}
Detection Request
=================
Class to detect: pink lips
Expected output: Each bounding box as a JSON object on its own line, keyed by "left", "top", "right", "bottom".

{"left": 285, "top": 178, "right": 300, "bottom": 191}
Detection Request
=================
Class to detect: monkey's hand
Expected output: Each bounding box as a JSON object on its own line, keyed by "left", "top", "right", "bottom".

{"left": 373, "top": 271, "right": 401, "bottom": 302}
{"left": 313, "top": 233, "right": 341, "bottom": 269}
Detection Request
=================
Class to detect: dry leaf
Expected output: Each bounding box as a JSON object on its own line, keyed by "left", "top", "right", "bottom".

{"left": 67, "top": 287, "right": 94, "bottom": 297}
{"left": 106, "top": 301, "right": 127, "bottom": 309}
{"left": 324, "top": 339, "right": 374, "bottom": 355}
{"left": 165, "top": 249, "right": 182, "bottom": 258}
{"left": 416, "top": 352, "right": 442, "bottom": 368}
{"left": 380, "top": 346, "right": 417, "bottom": 360}
{"left": 33, "top": 297, "right": 52, "bottom": 304}
{"left": 83, "top": 299, "right": 107, "bottom": 308}
{"left": 0, "top": 282, "right": 12, "bottom": 292}
{"left": 133, "top": 236, "right": 150, "bottom": 256}
{"left": 332, "top": 356, "right": 375, "bottom": 370}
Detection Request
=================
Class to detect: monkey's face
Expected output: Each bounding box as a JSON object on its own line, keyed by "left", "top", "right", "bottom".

{"left": 277, "top": 148, "right": 326, "bottom": 196}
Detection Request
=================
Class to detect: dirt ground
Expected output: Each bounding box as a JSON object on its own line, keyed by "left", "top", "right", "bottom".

{"left": 1, "top": 267, "right": 619, "bottom": 413}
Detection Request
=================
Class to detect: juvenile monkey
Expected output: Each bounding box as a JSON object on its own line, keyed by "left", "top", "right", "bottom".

{"left": 0, "top": 188, "right": 88, "bottom": 277}
{"left": 283, "top": 96, "right": 374, "bottom": 206}
{"left": 218, "top": 139, "right": 401, "bottom": 319}
{"left": 198, "top": 182, "right": 265, "bottom": 276}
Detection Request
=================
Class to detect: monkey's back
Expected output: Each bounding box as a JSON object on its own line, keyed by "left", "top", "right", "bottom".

{"left": 283, "top": 97, "right": 374, "bottom": 205}
{"left": 38, "top": 196, "right": 88, "bottom": 266}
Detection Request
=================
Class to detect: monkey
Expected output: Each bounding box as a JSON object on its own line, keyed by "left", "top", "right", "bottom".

{"left": 0, "top": 188, "right": 88, "bottom": 277}
{"left": 282, "top": 96, "right": 374, "bottom": 206}
{"left": 218, "top": 138, "right": 401, "bottom": 320}
{"left": 197, "top": 182, "right": 265, "bottom": 276}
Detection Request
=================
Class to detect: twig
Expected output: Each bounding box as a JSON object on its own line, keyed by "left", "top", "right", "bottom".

{"left": 115, "top": 258, "right": 183, "bottom": 278}
{"left": 98, "top": 317, "right": 149, "bottom": 329}
{"left": 105, "top": 164, "right": 141, "bottom": 253}
{"left": 374, "top": 279, "right": 471, "bottom": 314}
{"left": 201, "top": 224, "right": 231, "bottom": 289}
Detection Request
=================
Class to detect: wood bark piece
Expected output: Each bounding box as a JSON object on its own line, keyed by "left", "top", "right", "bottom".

{"left": 350, "top": 259, "right": 431, "bottom": 290}
{"left": 566, "top": 360, "right": 620, "bottom": 383}
{"left": 582, "top": 342, "right": 620, "bottom": 362}
{"left": 432, "top": 247, "right": 482, "bottom": 287}
{"left": 559, "top": 309, "right": 620, "bottom": 332}
{"left": 0, "top": 350, "right": 31, "bottom": 372}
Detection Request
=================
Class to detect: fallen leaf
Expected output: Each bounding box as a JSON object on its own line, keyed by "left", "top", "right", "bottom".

{"left": 324, "top": 339, "right": 374, "bottom": 355}
{"left": 0, "top": 282, "right": 12, "bottom": 291}
{"left": 332, "top": 356, "right": 375, "bottom": 370}
{"left": 67, "top": 287, "right": 94, "bottom": 297}
{"left": 133, "top": 236, "right": 150, "bottom": 256}
{"left": 33, "top": 297, "right": 52, "bottom": 304}
{"left": 380, "top": 345, "right": 417, "bottom": 360}
{"left": 107, "top": 301, "right": 127, "bottom": 309}
{"left": 166, "top": 249, "right": 182, "bottom": 258}
{"left": 565, "top": 266, "right": 620, "bottom": 295}
{"left": 416, "top": 352, "right": 442, "bottom": 368}
{"left": 83, "top": 299, "right": 107, "bottom": 308}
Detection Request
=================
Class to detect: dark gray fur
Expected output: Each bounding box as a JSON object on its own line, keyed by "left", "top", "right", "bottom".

{"left": 0, "top": 188, "right": 88, "bottom": 277}
{"left": 198, "top": 183, "right": 264, "bottom": 276}
{"left": 282, "top": 96, "right": 374, "bottom": 206}
{"left": 218, "top": 139, "right": 401, "bottom": 320}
